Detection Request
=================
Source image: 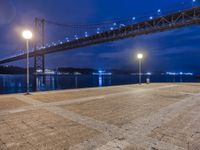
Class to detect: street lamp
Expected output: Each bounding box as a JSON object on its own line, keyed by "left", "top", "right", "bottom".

{"left": 22, "top": 30, "right": 33, "bottom": 94}
{"left": 137, "top": 53, "right": 143, "bottom": 84}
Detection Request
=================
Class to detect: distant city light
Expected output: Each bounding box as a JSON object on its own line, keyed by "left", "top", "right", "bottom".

{"left": 110, "top": 27, "right": 114, "bottom": 30}
{"left": 149, "top": 16, "right": 153, "bottom": 20}
{"left": 113, "top": 22, "right": 117, "bottom": 26}
{"left": 97, "top": 28, "right": 100, "bottom": 34}
{"left": 132, "top": 17, "right": 136, "bottom": 20}
{"left": 65, "top": 37, "right": 70, "bottom": 42}
{"left": 92, "top": 70, "right": 112, "bottom": 76}
{"left": 146, "top": 72, "right": 152, "bottom": 75}
{"left": 98, "top": 70, "right": 103, "bottom": 74}
{"left": 74, "top": 35, "right": 78, "bottom": 40}
{"left": 157, "top": 9, "right": 161, "bottom": 13}
{"left": 85, "top": 32, "right": 88, "bottom": 37}
{"left": 184, "top": 73, "right": 194, "bottom": 75}
{"left": 120, "top": 24, "right": 125, "bottom": 27}
{"left": 165, "top": 72, "right": 194, "bottom": 76}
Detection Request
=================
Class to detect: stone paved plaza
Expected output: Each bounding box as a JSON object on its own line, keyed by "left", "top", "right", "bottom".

{"left": 0, "top": 83, "right": 200, "bottom": 150}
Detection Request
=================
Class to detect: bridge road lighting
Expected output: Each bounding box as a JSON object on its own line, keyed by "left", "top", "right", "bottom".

{"left": 157, "top": 9, "right": 161, "bottom": 15}
{"left": 22, "top": 30, "right": 33, "bottom": 94}
{"left": 137, "top": 53, "right": 143, "bottom": 84}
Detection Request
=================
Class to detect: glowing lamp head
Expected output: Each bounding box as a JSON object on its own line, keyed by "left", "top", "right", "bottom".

{"left": 22, "top": 30, "right": 33, "bottom": 40}
{"left": 137, "top": 53, "right": 143, "bottom": 59}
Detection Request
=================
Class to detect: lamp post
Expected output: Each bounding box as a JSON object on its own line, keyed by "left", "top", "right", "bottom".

{"left": 137, "top": 53, "right": 143, "bottom": 84}
{"left": 22, "top": 30, "right": 33, "bottom": 94}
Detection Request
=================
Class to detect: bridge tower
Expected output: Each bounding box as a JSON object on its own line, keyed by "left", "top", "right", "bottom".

{"left": 34, "top": 17, "right": 45, "bottom": 74}
{"left": 33, "top": 18, "right": 46, "bottom": 90}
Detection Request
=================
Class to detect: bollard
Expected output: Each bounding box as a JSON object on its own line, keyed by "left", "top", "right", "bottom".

{"left": 146, "top": 78, "right": 150, "bottom": 84}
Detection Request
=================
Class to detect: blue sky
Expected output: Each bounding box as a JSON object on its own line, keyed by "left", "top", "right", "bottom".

{"left": 0, "top": 0, "right": 200, "bottom": 73}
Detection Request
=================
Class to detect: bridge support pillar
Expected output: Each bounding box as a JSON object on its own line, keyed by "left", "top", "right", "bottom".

{"left": 33, "top": 18, "right": 46, "bottom": 91}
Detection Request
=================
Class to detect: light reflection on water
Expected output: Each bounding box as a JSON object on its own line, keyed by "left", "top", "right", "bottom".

{"left": 0, "top": 74, "right": 198, "bottom": 94}
{"left": 98, "top": 75, "right": 103, "bottom": 87}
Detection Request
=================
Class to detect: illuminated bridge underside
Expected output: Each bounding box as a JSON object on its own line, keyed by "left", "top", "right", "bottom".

{"left": 1, "top": 7, "right": 200, "bottom": 64}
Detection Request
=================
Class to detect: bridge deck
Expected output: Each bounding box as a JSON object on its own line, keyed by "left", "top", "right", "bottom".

{"left": 0, "top": 83, "right": 200, "bottom": 149}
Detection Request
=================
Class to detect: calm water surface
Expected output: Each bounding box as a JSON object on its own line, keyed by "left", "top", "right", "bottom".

{"left": 0, "top": 74, "right": 199, "bottom": 94}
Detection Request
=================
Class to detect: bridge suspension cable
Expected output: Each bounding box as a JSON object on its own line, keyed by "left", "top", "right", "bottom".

{"left": 34, "top": 0, "right": 200, "bottom": 48}
{"left": 39, "top": 0, "right": 200, "bottom": 28}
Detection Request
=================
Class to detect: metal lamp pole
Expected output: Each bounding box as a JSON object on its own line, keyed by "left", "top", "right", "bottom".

{"left": 22, "top": 30, "right": 32, "bottom": 95}
{"left": 139, "top": 58, "right": 142, "bottom": 84}
{"left": 137, "top": 53, "right": 143, "bottom": 84}
{"left": 26, "top": 39, "right": 30, "bottom": 94}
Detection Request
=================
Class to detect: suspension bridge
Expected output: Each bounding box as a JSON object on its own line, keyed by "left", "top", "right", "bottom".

{"left": 0, "top": 3, "right": 200, "bottom": 74}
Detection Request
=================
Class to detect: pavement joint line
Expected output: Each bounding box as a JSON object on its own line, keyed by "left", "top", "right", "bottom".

{"left": 46, "top": 95, "right": 105, "bottom": 107}
{"left": 15, "top": 95, "right": 43, "bottom": 105}
{"left": 18, "top": 84, "right": 179, "bottom": 107}
{"left": 177, "top": 92, "right": 197, "bottom": 96}
{"left": 0, "top": 84, "right": 179, "bottom": 116}
{"left": 44, "top": 106, "right": 122, "bottom": 135}
{"left": 29, "top": 83, "right": 157, "bottom": 95}
{"left": 94, "top": 139, "right": 130, "bottom": 150}
{"left": 29, "top": 84, "right": 138, "bottom": 96}
{"left": 0, "top": 106, "right": 39, "bottom": 116}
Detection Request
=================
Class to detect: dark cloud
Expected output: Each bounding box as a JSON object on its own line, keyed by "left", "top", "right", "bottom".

{"left": 0, "top": 0, "right": 16, "bottom": 25}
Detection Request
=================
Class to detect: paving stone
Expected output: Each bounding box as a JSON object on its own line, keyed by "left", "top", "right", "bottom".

{"left": 0, "top": 109, "right": 99, "bottom": 150}
{"left": 0, "top": 96, "right": 29, "bottom": 110}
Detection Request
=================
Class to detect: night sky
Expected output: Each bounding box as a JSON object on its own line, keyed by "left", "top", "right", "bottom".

{"left": 0, "top": 0, "right": 200, "bottom": 73}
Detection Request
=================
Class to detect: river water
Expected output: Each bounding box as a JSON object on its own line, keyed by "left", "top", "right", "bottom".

{"left": 0, "top": 74, "right": 198, "bottom": 94}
